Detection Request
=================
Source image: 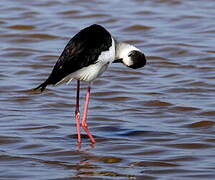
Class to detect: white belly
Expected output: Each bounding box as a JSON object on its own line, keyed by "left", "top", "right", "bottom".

{"left": 70, "top": 62, "right": 110, "bottom": 82}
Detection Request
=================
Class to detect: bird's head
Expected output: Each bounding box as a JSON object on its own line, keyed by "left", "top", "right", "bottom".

{"left": 115, "top": 43, "right": 146, "bottom": 69}
{"left": 126, "top": 50, "right": 146, "bottom": 69}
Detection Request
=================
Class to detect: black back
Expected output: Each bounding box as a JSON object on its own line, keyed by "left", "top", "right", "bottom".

{"left": 35, "top": 24, "right": 112, "bottom": 91}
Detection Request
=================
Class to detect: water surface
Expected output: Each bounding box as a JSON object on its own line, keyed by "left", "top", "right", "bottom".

{"left": 1, "top": 0, "right": 215, "bottom": 179}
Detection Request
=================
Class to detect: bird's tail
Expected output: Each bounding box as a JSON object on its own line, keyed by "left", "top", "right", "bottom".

{"left": 34, "top": 81, "right": 48, "bottom": 92}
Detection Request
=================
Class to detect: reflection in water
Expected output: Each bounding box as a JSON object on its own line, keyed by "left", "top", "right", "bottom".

{"left": 1, "top": 0, "right": 215, "bottom": 179}
{"left": 75, "top": 146, "right": 129, "bottom": 179}
{"left": 75, "top": 145, "right": 95, "bottom": 178}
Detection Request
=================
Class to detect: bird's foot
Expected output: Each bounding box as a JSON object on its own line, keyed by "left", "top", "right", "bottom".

{"left": 81, "top": 123, "right": 96, "bottom": 144}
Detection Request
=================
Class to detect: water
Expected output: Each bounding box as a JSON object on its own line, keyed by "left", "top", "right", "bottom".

{"left": 1, "top": 0, "right": 215, "bottom": 179}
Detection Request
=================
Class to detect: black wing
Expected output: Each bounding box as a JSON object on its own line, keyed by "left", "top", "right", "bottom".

{"left": 35, "top": 24, "right": 112, "bottom": 92}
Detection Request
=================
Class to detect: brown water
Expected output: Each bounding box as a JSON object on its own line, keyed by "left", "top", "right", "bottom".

{"left": 1, "top": 0, "right": 215, "bottom": 179}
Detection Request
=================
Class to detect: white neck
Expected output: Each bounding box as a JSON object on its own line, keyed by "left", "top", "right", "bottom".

{"left": 115, "top": 42, "right": 140, "bottom": 66}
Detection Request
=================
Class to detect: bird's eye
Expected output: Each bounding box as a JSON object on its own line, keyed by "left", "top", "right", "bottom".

{"left": 128, "top": 52, "right": 133, "bottom": 57}
{"left": 128, "top": 50, "right": 137, "bottom": 57}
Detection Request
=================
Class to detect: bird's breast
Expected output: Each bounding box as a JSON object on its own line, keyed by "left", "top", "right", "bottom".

{"left": 97, "top": 37, "right": 115, "bottom": 64}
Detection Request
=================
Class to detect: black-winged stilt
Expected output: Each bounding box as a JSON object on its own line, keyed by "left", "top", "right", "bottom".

{"left": 35, "top": 24, "right": 146, "bottom": 143}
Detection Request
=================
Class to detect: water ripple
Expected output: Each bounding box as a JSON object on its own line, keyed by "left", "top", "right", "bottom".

{"left": 1, "top": 0, "right": 215, "bottom": 179}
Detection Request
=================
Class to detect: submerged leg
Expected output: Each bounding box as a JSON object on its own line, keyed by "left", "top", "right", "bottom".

{"left": 82, "top": 84, "right": 96, "bottom": 143}
{"left": 75, "top": 80, "right": 81, "bottom": 143}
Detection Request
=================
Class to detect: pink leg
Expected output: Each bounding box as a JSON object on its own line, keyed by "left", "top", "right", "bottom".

{"left": 82, "top": 85, "right": 96, "bottom": 143}
{"left": 75, "top": 80, "right": 81, "bottom": 143}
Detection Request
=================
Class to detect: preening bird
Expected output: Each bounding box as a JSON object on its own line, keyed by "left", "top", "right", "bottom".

{"left": 35, "top": 24, "right": 146, "bottom": 143}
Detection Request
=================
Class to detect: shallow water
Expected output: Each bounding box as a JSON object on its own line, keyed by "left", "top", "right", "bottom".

{"left": 1, "top": 0, "right": 215, "bottom": 179}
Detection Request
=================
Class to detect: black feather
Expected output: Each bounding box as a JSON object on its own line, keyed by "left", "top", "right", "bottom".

{"left": 35, "top": 24, "right": 112, "bottom": 91}
{"left": 34, "top": 81, "right": 48, "bottom": 92}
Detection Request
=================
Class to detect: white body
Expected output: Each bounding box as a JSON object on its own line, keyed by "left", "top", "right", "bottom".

{"left": 56, "top": 38, "right": 139, "bottom": 85}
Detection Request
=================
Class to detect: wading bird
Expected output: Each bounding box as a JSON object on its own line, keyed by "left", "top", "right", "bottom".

{"left": 35, "top": 24, "right": 146, "bottom": 143}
